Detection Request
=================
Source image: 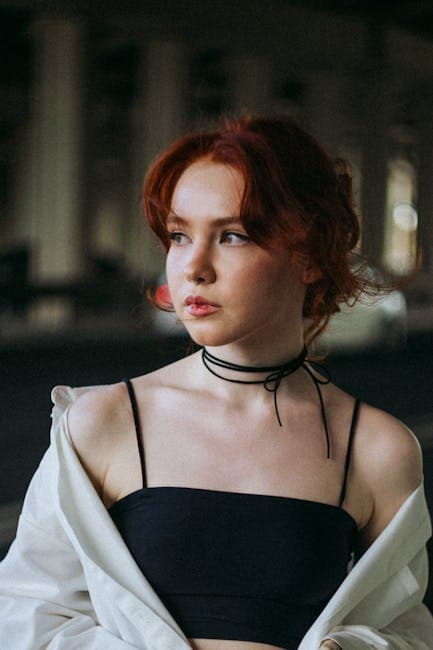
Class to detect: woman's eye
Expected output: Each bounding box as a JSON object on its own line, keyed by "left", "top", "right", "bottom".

{"left": 169, "top": 231, "right": 188, "bottom": 245}
{"left": 221, "top": 231, "right": 250, "bottom": 245}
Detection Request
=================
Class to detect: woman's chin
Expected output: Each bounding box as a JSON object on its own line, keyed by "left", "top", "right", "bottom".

{"left": 183, "top": 323, "right": 236, "bottom": 349}
{"left": 188, "top": 333, "right": 232, "bottom": 348}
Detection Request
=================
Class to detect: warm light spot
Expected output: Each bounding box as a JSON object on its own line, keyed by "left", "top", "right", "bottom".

{"left": 392, "top": 202, "right": 418, "bottom": 232}
{"left": 383, "top": 158, "right": 418, "bottom": 275}
{"left": 155, "top": 283, "right": 172, "bottom": 308}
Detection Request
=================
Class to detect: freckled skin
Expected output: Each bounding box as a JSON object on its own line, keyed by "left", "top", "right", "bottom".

{"left": 166, "top": 159, "right": 308, "bottom": 364}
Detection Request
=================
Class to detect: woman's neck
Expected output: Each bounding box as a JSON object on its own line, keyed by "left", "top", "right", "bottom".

{"left": 194, "top": 338, "right": 307, "bottom": 409}
{"left": 203, "top": 338, "right": 305, "bottom": 370}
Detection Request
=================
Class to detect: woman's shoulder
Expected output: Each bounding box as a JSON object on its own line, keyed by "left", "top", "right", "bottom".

{"left": 352, "top": 401, "right": 423, "bottom": 544}
{"left": 355, "top": 402, "right": 422, "bottom": 482}
{"left": 66, "top": 380, "right": 128, "bottom": 431}
{"left": 63, "top": 381, "right": 143, "bottom": 499}
{"left": 326, "top": 382, "right": 422, "bottom": 477}
{"left": 57, "top": 357, "right": 197, "bottom": 496}
{"left": 63, "top": 354, "right": 191, "bottom": 427}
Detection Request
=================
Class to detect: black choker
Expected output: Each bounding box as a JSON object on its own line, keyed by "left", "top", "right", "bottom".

{"left": 201, "top": 346, "right": 331, "bottom": 458}
{"left": 202, "top": 347, "right": 307, "bottom": 427}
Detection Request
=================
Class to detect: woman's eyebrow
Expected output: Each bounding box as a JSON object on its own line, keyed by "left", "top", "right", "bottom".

{"left": 166, "top": 213, "right": 242, "bottom": 227}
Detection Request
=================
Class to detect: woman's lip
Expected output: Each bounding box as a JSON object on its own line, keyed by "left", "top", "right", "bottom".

{"left": 185, "top": 304, "right": 220, "bottom": 316}
{"left": 184, "top": 295, "right": 220, "bottom": 307}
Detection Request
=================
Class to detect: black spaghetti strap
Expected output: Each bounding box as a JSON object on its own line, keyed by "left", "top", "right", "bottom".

{"left": 339, "top": 397, "right": 361, "bottom": 507}
{"left": 123, "top": 378, "right": 147, "bottom": 488}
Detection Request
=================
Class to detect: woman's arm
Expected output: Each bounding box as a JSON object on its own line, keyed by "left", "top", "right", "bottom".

{"left": 0, "top": 388, "right": 140, "bottom": 649}
{"left": 0, "top": 452, "right": 139, "bottom": 649}
{"left": 354, "top": 407, "right": 423, "bottom": 552}
{"left": 319, "top": 407, "right": 432, "bottom": 649}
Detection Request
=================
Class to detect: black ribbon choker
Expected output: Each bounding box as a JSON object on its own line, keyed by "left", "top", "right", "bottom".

{"left": 202, "top": 345, "right": 307, "bottom": 428}
{"left": 201, "top": 345, "right": 331, "bottom": 458}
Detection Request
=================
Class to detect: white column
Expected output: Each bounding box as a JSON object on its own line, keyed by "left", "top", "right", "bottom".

{"left": 14, "top": 18, "right": 85, "bottom": 324}
{"left": 415, "top": 92, "right": 433, "bottom": 285}
{"left": 358, "top": 71, "right": 389, "bottom": 266}
{"left": 128, "top": 40, "right": 188, "bottom": 280}
{"left": 358, "top": 25, "right": 392, "bottom": 266}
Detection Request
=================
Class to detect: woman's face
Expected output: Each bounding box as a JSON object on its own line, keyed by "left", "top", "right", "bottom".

{"left": 166, "top": 158, "right": 307, "bottom": 351}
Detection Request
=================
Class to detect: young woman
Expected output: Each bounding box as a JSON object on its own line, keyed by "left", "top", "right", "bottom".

{"left": 0, "top": 116, "right": 432, "bottom": 650}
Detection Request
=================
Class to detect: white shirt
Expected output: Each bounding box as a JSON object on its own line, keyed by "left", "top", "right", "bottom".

{"left": 0, "top": 384, "right": 432, "bottom": 649}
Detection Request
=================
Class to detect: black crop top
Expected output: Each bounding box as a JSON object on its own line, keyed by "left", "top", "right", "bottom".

{"left": 109, "top": 379, "right": 361, "bottom": 649}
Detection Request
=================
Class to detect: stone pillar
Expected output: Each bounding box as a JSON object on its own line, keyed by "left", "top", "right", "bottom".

{"left": 14, "top": 17, "right": 85, "bottom": 324}
{"left": 415, "top": 92, "right": 433, "bottom": 286}
{"left": 358, "top": 27, "right": 390, "bottom": 266}
{"left": 359, "top": 82, "right": 389, "bottom": 265}
{"left": 128, "top": 40, "right": 188, "bottom": 280}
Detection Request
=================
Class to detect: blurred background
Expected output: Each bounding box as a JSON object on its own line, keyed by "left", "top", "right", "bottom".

{"left": 1, "top": 0, "right": 433, "bottom": 604}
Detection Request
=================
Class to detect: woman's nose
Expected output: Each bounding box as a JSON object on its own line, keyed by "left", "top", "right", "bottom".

{"left": 183, "top": 246, "right": 216, "bottom": 285}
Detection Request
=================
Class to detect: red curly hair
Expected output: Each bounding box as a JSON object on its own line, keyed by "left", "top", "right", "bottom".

{"left": 143, "top": 115, "right": 372, "bottom": 347}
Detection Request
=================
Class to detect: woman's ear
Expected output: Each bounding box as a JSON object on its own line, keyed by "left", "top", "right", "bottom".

{"left": 291, "top": 252, "right": 322, "bottom": 284}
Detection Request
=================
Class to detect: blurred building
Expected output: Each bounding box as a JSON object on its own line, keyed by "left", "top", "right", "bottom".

{"left": 1, "top": 0, "right": 433, "bottom": 335}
